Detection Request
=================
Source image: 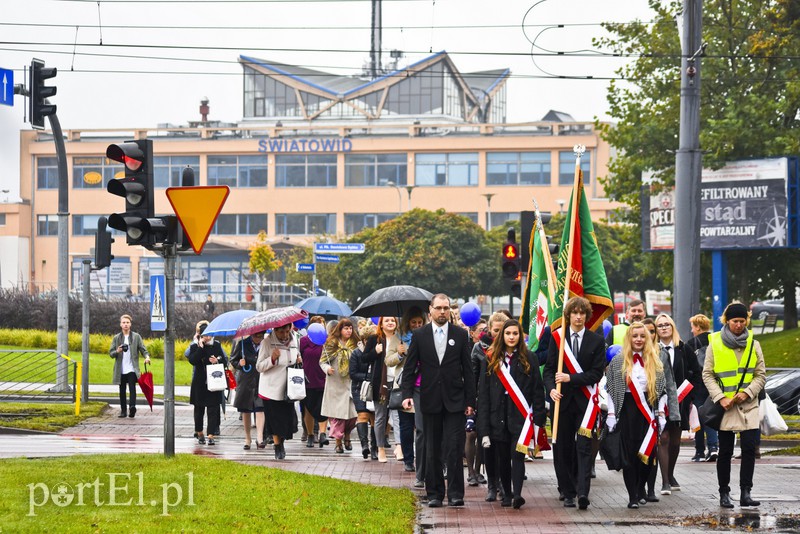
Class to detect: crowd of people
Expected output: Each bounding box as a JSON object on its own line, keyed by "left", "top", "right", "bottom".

{"left": 115, "top": 293, "right": 766, "bottom": 511}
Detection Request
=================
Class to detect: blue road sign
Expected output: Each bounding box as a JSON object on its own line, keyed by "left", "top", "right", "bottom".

{"left": 313, "top": 243, "right": 365, "bottom": 254}
{"left": 296, "top": 263, "right": 315, "bottom": 272}
{"left": 315, "top": 253, "right": 340, "bottom": 264}
{"left": 0, "top": 68, "right": 13, "bottom": 107}
{"left": 150, "top": 275, "right": 167, "bottom": 331}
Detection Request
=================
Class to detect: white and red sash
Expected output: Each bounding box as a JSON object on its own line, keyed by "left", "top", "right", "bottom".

{"left": 496, "top": 359, "right": 544, "bottom": 454}
{"left": 664, "top": 379, "right": 694, "bottom": 418}
{"left": 627, "top": 359, "right": 658, "bottom": 463}
{"left": 552, "top": 328, "right": 601, "bottom": 438}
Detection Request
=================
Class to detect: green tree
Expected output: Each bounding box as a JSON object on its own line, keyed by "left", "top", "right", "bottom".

{"left": 248, "top": 230, "right": 282, "bottom": 310}
{"left": 596, "top": 0, "right": 800, "bottom": 326}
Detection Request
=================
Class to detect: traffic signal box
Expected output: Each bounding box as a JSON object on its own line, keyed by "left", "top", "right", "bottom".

{"left": 94, "top": 216, "right": 115, "bottom": 270}
{"left": 29, "top": 59, "right": 57, "bottom": 129}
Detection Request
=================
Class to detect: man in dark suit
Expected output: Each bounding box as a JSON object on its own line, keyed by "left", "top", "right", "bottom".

{"left": 543, "top": 296, "right": 606, "bottom": 511}
{"left": 402, "top": 293, "right": 476, "bottom": 508}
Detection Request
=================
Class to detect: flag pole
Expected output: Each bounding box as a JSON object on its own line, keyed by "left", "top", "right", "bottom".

{"left": 551, "top": 144, "right": 585, "bottom": 444}
{"left": 532, "top": 200, "right": 557, "bottom": 303}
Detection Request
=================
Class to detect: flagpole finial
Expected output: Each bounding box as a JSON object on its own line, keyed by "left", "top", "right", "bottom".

{"left": 573, "top": 144, "right": 586, "bottom": 158}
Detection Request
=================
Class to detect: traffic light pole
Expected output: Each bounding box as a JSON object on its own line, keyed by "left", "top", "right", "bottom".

{"left": 81, "top": 260, "right": 91, "bottom": 403}
{"left": 50, "top": 110, "right": 70, "bottom": 392}
{"left": 163, "top": 244, "right": 177, "bottom": 458}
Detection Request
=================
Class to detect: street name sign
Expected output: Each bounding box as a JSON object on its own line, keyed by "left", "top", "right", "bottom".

{"left": 315, "top": 253, "right": 340, "bottom": 264}
{"left": 313, "top": 243, "right": 365, "bottom": 254}
{"left": 296, "top": 263, "right": 315, "bottom": 272}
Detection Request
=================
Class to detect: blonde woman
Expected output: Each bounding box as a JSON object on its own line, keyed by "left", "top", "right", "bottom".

{"left": 320, "top": 318, "right": 359, "bottom": 453}
{"left": 604, "top": 322, "right": 669, "bottom": 509}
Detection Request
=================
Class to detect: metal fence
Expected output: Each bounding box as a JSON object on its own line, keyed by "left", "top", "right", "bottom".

{"left": 0, "top": 350, "right": 81, "bottom": 413}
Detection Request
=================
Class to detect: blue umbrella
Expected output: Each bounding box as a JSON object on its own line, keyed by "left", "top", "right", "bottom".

{"left": 296, "top": 295, "right": 353, "bottom": 317}
{"left": 203, "top": 309, "right": 258, "bottom": 336}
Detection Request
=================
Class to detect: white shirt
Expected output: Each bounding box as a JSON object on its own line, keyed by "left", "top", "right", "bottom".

{"left": 121, "top": 334, "right": 134, "bottom": 374}
{"left": 661, "top": 343, "right": 674, "bottom": 367}
{"left": 569, "top": 327, "right": 585, "bottom": 354}
{"left": 433, "top": 322, "right": 449, "bottom": 364}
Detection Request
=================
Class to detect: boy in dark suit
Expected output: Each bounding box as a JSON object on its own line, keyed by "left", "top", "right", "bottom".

{"left": 402, "top": 293, "right": 476, "bottom": 508}
{"left": 543, "top": 296, "right": 605, "bottom": 510}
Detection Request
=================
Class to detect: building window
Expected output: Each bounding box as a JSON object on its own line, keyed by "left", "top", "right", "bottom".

{"left": 37, "top": 157, "right": 59, "bottom": 189}
{"left": 415, "top": 153, "right": 478, "bottom": 186}
{"left": 559, "top": 150, "right": 591, "bottom": 186}
{"left": 490, "top": 212, "right": 520, "bottom": 228}
{"left": 213, "top": 214, "right": 267, "bottom": 235}
{"left": 345, "top": 154, "right": 407, "bottom": 187}
{"left": 0, "top": 214, "right": 5, "bottom": 226}
{"left": 456, "top": 212, "right": 478, "bottom": 224}
{"left": 72, "top": 157, "right": 123, "bottom": 189}
{"left": 276, "top": 155, "right": 337, "bottom": 187}
{"left": 72, "top": 215, "right": 102, "bottom": 236}
{"left": 37, "top": 215, "right": 58, "bottom": 236}
{"left": 276, "top": 213, "right": 336, "bottom": 235}
{"left": 486, "top": 152, "right": 551, "bottom": 186}
{"left": 344, "top": 213, "right": 398, "bottom": 234}
{"left": 154, "top": 156, "right": 201, "bottom": 188}
{"left": 207, "top": 155, "right": 267, "bottom": 188}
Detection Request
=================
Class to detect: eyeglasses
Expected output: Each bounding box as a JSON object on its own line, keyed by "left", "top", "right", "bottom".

{"left": 656, "top": 324, "right": 672, "bottom": 329}
{"left": 431, "top": 306, "right": 450, "bottom": 312}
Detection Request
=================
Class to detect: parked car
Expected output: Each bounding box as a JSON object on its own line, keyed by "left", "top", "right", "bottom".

{"left": 749, "top": 299, "right": 800, "bottom": 321}
{"left": 765, "top": 369, "right": 800, "bottom": 415}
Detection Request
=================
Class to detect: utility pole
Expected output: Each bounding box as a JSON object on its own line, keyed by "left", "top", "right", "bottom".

{"left": 673, "top": 0, "right": 704, "bottom": 340}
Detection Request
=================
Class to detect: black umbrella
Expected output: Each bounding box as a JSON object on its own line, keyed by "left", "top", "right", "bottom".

{"left": 352, "top": 285, "right": 434, "bottom": 318}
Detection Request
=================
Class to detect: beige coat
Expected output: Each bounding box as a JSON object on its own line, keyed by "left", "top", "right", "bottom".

{"left": 255, "top": 331, "right": 300, "bottom": 401}
{"left": 319, "top": 342, "right": 357, "bottom": 420}
{"left": 702, "top": 338, "right": 766, "bottom": 432}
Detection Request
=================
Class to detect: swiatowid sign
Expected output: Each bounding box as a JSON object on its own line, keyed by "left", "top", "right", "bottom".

{"left": 641, "top": 157, "right": 797, "bottom": 251}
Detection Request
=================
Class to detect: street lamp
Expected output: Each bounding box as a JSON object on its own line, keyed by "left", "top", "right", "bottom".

{"left": 386, "top": 181, "right": 403, "bottom": 213}
{"left": 557, "top": 199, "right": 566, "bottom": 214}
{"left": 482, "top": 193, "right": 495, "bottom": 230}
{"left": 405, "top": 185, "right": 417, "bottom": 210}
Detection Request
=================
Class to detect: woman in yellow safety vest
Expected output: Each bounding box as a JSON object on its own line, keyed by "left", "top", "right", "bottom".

{"left": 701, "top": 302, "right": 766, "bottom": 509}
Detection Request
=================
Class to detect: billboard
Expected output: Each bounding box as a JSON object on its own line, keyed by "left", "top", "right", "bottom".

{"left": 642, "top": 157, "right": 798, "bottom": 251}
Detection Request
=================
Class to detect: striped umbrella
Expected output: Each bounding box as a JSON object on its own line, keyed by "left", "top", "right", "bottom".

{"left": 235, "top": 306, "right": 308, "bottom": 338}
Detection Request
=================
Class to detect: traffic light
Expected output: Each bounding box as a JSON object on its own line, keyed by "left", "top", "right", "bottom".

{"left": 94, "top": 216, "right": 115, "bottom": 270}
{"left": 106, "top": 139, "right": 165, "bottom": 247}
{"left": 29, "top": 59, "right": 57, "bottom": 130}
{"left": 502, "top": 228, "right": 521, "bottom": 279}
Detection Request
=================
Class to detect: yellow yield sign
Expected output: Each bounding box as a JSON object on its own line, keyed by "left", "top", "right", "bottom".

{"left": 165, "top": 186, "right": 230, "bottom": 254}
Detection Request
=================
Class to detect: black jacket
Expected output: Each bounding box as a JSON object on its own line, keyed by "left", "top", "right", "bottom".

{"left": 188, "top": 340, "right": 228, "bottom": 407}
{"left": 543, "top": 328, "right": 605, "bottom": 415}
{"left": 477, "top": 351, "right": 546, "bottom": 442}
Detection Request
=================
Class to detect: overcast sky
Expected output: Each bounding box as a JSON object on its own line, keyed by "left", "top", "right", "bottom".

{"left": 0, "top": 0, "right": 659, "bottom": 198}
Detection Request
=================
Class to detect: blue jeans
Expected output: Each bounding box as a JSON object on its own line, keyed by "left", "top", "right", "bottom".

{"left": 694, "top": 398, "right": 718, "bottom": 453}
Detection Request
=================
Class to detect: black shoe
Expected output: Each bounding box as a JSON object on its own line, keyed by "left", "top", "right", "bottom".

{"left": 720, "top": 492, "right": 734, "bottom": 509}
{"left": 306, "top": 436, "right": 314, "bottom": 448}
{"left": 645, "top": 493, "right": 660, "bottom": 503}
{"left": 345, "top": 440, "right": 353, "bottom": 451}
{"left": 448, "top": 498, "right": 464, "bottom": 507}
{"left": 558, "top": 491, "right": 565, "bottom": 501}
{"left": 638, "top": 498, "right": 647, "bottom": 505}
{"left": 279, "top": 443, "right": 286, "bottom": 460}
{"left": 428, "top": 499, "right": 443, "bottom": 508}
{"left": 404, "top": 463, "right": 415, "bottom": 472}
{"left": 197, "top": 435, "right": 206, "bottom": 445}
{"left": 256, "top": 441, "right": 265, "bottom": 450}
{"left": 485, "top": 487, "right": 497, "bottom": 502}
{"left": 467, "top": 475, "right": 479, "bottom": 487}
{"left": 207, "top": 437, "right": 215, "bottom": 446}
{"left": 274, "top": 444, "right": 281, "bottom": 459}
{"left": 740, "top": 489, "right": 760, "bottom": 507}
{"left": 706, "top": 449, "right": 718, "bottom": 462}
{"left": 628, "top": 502, "right": 639, "bottom": 509}
{"left": 266, "top": 435, "right": 274, "bottom": 445}
{"left": 477, "top": 474, "right": 487, "bottom": 484}
{"left": 118, "top": 410, "right": 128, "bottom": 418}
{"left": 590, "top": 467, "right": 596, "bottom": 479}
{"left": 691, "top": 452, "right": 705, "bottom": 462}
{"left": 318, "top": 433, "right": 329, "bottom": 447}
{"left": 501, "top": 497, "right": 512, "bottom": 507}
{"left": 578, "top": 495, "right": 590, "bottom": 510}
{"left": 669, "top": 477, "right": 680, "bottom": 491}
{"left": 512, "top": 497, "right": 525, "bottom": 509}
{"left": 128, "top": 407, "right": 136, "bottom": 418}
{"left": 564, "top": 497, "right": 576, "bottom": 508}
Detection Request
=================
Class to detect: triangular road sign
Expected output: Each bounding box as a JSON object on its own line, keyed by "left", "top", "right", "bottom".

{"left": 165, "top": 186, "right": 230, "bottom": 254}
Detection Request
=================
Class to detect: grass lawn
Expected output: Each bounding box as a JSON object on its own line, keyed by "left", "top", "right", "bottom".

{"left": 753, "top": 327, "right": 800, "bottom": 368}
{"left": 0, "top": 402, "right": 108, "bottom": 432}
{"left": 0, "top": 454, "right": 416, "bottom": 533}
{"left": 1, "top": 345, "right": 194, "bottom": 386}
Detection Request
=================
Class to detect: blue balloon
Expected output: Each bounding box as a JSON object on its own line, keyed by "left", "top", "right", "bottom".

{"left": 307, "top": 323, "right": 328, "bottom": 346}
{"left": 460, "top": 302, "right": 482, "bottom": 327}
{"left": 371, "top": 317, "right": 380, "bottom": 326}
{"left": 293, "top": 316, "right": 309, "bottom": 329}
{"left": 603, "top": 319, "right": 613, "bottom": 338}
{"left": 606, "top": 344, "right": 622, "bottom": 363}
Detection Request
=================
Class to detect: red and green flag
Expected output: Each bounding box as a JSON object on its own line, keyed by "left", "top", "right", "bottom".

{"left": 521, "top": 210, "right": 557, "bottom": 352}
{"left": 549, "top": 165, "right": 613, "bottom": 332}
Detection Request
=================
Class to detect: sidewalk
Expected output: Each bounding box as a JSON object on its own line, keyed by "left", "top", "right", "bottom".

{"left": 2, "top": 404, "right": 799, "bottom": 533}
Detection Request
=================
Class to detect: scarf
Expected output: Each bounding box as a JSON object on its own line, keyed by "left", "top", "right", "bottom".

{"left": 721, "top": 324, "right": 749, "bottom": 348}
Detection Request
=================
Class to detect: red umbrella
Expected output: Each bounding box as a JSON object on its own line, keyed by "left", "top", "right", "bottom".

{"left": 137, "top": 362, "right": 155, "bottom": 412}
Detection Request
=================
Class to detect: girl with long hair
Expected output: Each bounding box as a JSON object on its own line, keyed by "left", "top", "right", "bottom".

{"left": 320, "top": 318, "right": 360, "bottom": 453}
{"left": 477, "top": 319, "right": 546, "bottom": 509}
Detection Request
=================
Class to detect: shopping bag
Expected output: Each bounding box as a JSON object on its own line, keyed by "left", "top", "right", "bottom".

{"left": 689, "top": 402, "right": 701, "bottom": 433}
{"left": 206, "top": 363, "right": 227, "bottom": 392}
{"left": 286, "top": 365, "right": 306, "bottom": 401}
{"left": 759, "top": 393, "right": 788, "bottom": 436}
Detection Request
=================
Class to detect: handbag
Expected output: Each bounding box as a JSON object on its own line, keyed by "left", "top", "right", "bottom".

{"left": 599, "top": 429, "right": 627, "bottom": 471}
{"left": 699, "top": 340, "right": 755, "bottom": 431}
{"left": 360, "top": 361, "right": 374, "bottom": 401}
{"left": 206, "top": 363, "right": 227, "bottom": 392}
{"left": 286, "top": 364, "right": 307, "bottom": 401}
{"left": 759, "top": 393, "right": 788, "bottom": 436}
{"left": 388, "top": 387, "right": 404, "bottom": 410}
{"left": 225, "top": 368, "right": 237, "bottom": 390}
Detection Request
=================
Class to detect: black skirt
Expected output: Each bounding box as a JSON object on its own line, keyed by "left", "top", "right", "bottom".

{"left": 620, "top": 392, "right": 653, "bottom": 465}
{"left": 264, "top": 399, "right": 296, "bottom": 439}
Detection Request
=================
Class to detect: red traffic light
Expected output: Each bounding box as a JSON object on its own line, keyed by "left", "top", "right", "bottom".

{"left": 504, "top": 243, "right": 519, "bottom": 259}
{"left": 106, "top": 142, "right": 145, "bottom": 171}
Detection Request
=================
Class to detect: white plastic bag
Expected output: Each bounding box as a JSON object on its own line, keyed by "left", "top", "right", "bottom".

{"left": 759, "top": 393, "right": 788, "bottom": 436}
{"left": 206, "top": 363, "right": 227, "bottom": 392}
{"left": 286, "top": 365, "right": 306, "bottom": 401}
{"left": 689, "top": 402, "right": 701, "bottom": 433}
